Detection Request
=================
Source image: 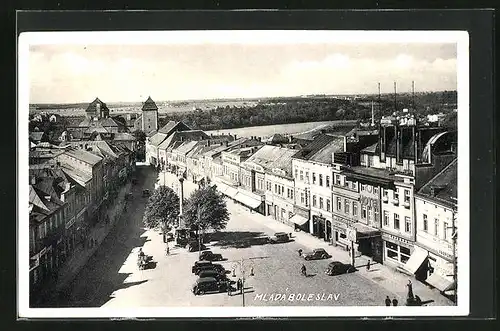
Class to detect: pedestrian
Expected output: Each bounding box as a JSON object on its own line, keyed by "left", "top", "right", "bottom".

{"left": 407, "top": 279, "right": 414, "bottom": 300}
{"left": 166, "top": 245, "right": 170, "bottom": 256}
{"left": 366, "top": 259, "right": 371, "bottom": 271}
{"left": 227, "top": 281, "right": 232, "bottom": 296}
{"left": 392, "top": 298, "right": 398, "bottom": 306}
{"left": 237, "top": 278, "right": 243, "bottom": 294}
{"left": 298, "top": 249, "right": 303, "bottom": 257}
{"left": 385, "top": 296, "right": 391, "bottom": 306}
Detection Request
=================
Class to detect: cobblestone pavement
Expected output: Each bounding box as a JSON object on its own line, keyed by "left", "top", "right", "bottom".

{"left": 53, "top": 170, "right": 451, "bottom": 308}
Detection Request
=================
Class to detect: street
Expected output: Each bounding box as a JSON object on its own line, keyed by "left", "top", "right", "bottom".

{"left": 54, "top": 167, "right": 403, "bottom": 308}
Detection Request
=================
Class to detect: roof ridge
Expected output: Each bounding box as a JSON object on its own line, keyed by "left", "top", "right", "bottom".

{"left": 419, "top": 158, "right": 458, "bottom": 192}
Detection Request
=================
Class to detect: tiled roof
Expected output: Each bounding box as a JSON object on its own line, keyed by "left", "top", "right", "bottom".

{"left": 149, "top": 132, "right": 169, "bottom": 147}
{"left": 113, "top": 132, "right": 136, "bottom": 141}
{"left": 84, "top": 122, "right": 109, "bottom": 134}
{"left": 64, "top": 148, "right": 102, "bottom": 165}
{"left": 99, "top": 117, "right": 119, "bottom": 127}
{"left": 292, "top": 134, "right": 338, "bottom": 160}
{"left": 418, "top": 158, "right": 457, "bottom": 206}
{"left": 309, "top": 137, "right": 345, "bottom": 164}
{"left": 142, "top": 96, "right": 158, "bottom": 111}
{"left": 60, "top": 163, "right": 92, "bottom": 187}
{"left": 78, "top": 118, "right": 93, "bottom": 127}
{"left": 193, "top": 145, "right": 219, "bottom": 159}
{"left": 65, "top": 117, "right": 85, "bottom": 127}
{"left": 158, "top": 121, "right": 192, "bottom": 135}
{"left": 157, "top": 130, "right": 209, "bottom": 150}
{"left": 173, "top": 140, "right": 199, "bottom": 155}
{"left": 166, "top": 140, "right": 183, "bottom": 152}
{"left": 244, "top": 145, "right": 296, "bottom": 175}
{"left": 86, "top": 97, "right": 109, "bottom": 113}
{"left": 29, "top": 185, "right": 49, "bottom": 212}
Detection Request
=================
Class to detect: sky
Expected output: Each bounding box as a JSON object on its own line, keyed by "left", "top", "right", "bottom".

{"left": 28, "top": 42, "right": 457, "bottom": 104}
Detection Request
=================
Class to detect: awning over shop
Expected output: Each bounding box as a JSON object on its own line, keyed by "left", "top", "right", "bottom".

{"left": 290, "top": 214, "right": 309, "bottom": 226}
{"left": 233, "top": 192, "right": 262, "bottom": 209}
{"left": 214, "top": 181, "right": 229, "bottom": 194}
{"left": 353, "top": 223, "right": 381, "bottom": 239}
{"left": 225, "top": 186, "right": 239, "bottom": 198}
{"left": 402, "top": 246, "right": 428, "bottom": 274}
{"left": 426, "top": 272, "right": 456, "bottom": 292}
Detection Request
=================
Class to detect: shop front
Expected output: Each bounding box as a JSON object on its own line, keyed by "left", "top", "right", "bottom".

{"left": 312, "top": 213, "right": 332, "bottom": 242}
{"left": 425, "top": 251, "right": 455, "bottom": 293}
{"left": 291, "top": 205, "right": 309, "bottom": 232}
{"left": 353, "top": 222, "right": 383, "bottom": 264}
{"left": 382, "top": 233, "right": 418, "bottom": 270}
{"left": 331, "top": 216, "right": 350, "bottom": 250}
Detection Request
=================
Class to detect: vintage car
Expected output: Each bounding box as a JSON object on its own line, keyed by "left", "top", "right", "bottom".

{"left": 269, "top": 232, "right": 290, "bottom": 244}
{"left": 325, "top": 261, "right": 356, "bottom": 276}
{"left": 303, "top": 248, "right": 331, "bottom": 260}
{"left": 192, "top": 277, "right": 228, "bottom": 295}
{"left": 187, "top": 240, "right": 207, "bottom": 252}
{"left": 198, "top": 269, "right": 227, "bottom": 282}
{"left": 193, "top": 263, "right": 226, "bottom": 276}
{"left": 199, "top": 250, "right": 223, "bottom": 261}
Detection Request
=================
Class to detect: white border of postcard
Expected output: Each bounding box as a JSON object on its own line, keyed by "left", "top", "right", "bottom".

{"left": 18, "top": 30, "right": 470, "bottom": 318}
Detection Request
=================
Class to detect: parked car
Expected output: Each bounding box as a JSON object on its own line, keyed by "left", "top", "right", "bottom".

{"left": 325, "top": 261, "right": 356, "bottom": 276}
{"left": 192, "top": 277, "right": 228, "bottom": 295}
{"left": 303, "top": 248, "right": 331, "bottom": 260}
{"left": 198, "top": 269, "right": 227, "bottom": 281}
{"left": 192, "top": 260, "right": 212, "bottom": 273}
{"left": 142, "top": 189, "right": 150, "bottom": 197}
{"left": 188, "top": 240, "right": 207, "bottom": 252}
{"left": 199, "top": 250, "right": 223, "bottom": 261}
{"left": 269, "top": 232, "right": 290, "bottom": 244}
{"left": 194, "top": 263, "right": 225, "bottom": 276}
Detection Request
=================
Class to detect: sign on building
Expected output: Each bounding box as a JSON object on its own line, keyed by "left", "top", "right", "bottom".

{"left": 346, "top": 227, "right": 357, "bottom": 242}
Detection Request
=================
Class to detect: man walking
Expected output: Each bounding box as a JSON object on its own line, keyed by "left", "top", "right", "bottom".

{"left": 366, "top": 259, "right": 371, "bottom": 271}
{"left": 237, "top": 278, "right": 243, "bottom": 295}
{"left": 392, "top": 298, "right": 399, "bottom": 306}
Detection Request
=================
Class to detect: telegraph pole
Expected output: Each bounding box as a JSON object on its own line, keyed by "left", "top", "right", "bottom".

{"left": 449, "top": 197, "right": 458, "bottom": 305}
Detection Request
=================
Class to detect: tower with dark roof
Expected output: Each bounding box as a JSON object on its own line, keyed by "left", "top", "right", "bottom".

{"left": 85, "top": 97, "right": 110, "bottom": 119}
{"left": 141, "top": 96, "right": 159, "bottom": 133}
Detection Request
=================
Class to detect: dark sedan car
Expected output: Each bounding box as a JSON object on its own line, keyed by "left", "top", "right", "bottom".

{"left": 198, "top": 269, "right": 227, "bottom": 282}
{"left": 199, "top": 250, "right": 223, "bottom": 261}
{"left": 303, "top": 248, "right": 331, "bottom": 260}
{"left": 194, "top": 263, "right": 225, "bottom": 276}
{"left": 192, "top": 277, "right": 228, "bottom": 295}
{"left": 325, "top": 261, "right": 356, "bottom": 276}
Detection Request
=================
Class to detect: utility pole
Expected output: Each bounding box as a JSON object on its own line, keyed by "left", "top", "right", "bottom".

{"left": 448, "top": 197, "right": 458, "bottom": 305}
{"left": 229, "top": 256, "right": 268, "bottom": 307}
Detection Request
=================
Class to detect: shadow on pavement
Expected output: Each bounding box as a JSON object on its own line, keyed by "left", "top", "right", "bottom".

{"left": 46, "top": 167, "right": 157, "bottom": 308}
{"left": 210, "top": 231, "right": 270, "bottom": 249}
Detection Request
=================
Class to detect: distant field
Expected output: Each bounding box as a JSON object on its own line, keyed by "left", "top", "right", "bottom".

{"left": 29, "top": 100, "right": 259, "bottom": 116}
{"left": 205, "top": 120, "right": 357, "bottom": 139}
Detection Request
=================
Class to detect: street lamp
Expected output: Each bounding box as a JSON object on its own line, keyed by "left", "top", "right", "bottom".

{"left": 447, "top": 198, "right": 458, "bottom": 305}
{"left": 231, "top": 259, "right": 255, "bottom": 307}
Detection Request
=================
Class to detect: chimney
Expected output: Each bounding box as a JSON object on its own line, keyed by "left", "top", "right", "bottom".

{"left": 396, "top": 126, "right": 401, "bottom": 163}
{"left": 371, "top": 101, "right": 375, "bottom": 126}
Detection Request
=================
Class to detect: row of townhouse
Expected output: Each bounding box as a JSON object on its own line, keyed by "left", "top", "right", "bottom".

{"left": 28, "top": 139, "right": 136, "bottom": 303}
{"left": 157, "top": 114, "right": 457, "bottom": 295}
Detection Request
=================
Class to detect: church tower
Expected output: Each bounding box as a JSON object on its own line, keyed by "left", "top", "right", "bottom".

{"left": 141, "top": 96, "right": 159, "bottom": 133}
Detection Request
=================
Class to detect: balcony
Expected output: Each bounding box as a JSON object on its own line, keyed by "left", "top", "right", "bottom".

{"left": 403, "top": 200, "right": 411, "bottom": 209}
{"left": 392, "top": 198, "right": 399, "bottom": 206}
{"left": 382, "top": 195, "right": 389, "bottom": 203}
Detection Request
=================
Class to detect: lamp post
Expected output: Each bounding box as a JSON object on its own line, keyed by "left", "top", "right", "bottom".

{"left": 231, "top": 258, "right": 255, "bottom": 307}
{"left": 448, "top": 198, "right": 458, "bottom": 305}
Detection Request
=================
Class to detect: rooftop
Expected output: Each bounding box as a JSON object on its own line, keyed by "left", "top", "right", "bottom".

{"left": 60, "top": 163, "right": 93, "bottom": 187}
{"left": 244, "top": 145, "right": 296, "bottom": 175}
{"left": 417, "top": 158, "right": 457, "bottom": 206}
{"left": 309, "top": 136, "right": 345, "bottom": 164}
{"left": 173, "top": 140, "right": 199, "bottom": 155}
{"left": 64, "top": 148, "right": 103, "bottom": 165}
{"left": 142, "top": 96, "right": 158, "bottom": 111}
{"left": 85, "top": 97, "right": 109, "bottom": 113}
{"left": 292, "top": 134, "right": 339, "bottom": 161}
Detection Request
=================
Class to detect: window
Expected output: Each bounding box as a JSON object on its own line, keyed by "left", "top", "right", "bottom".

{"left": 353, "top": 202, "right": 358, "bottom": 216}
{"left": 312, "top": 173, "right": 316, "bottom": 184}
{"left": 300, "top": 192, "right": 305, "bottom": 204}
{"left": 319, "top": 174, "right": 323, "bottom": 186}
{"left": 404, "top": 189, "right": 410, "bottom": 203}
{"left": 336, "top": 197, "right": 342, "bottom": 211}
{"left": 443, "top": 222, "right": 448, "bottom": 240}
{"left": 393, "top": 189, "right": 399, "bottom": 200}
{"left": 282, "top": 185, "right": 285, "bottom": 195}
{"left": 361, "top": 184, "right": 366, "bottom": 191}
{"left": 295, "top": 169, "right": 298, "bottom": 179}
{"left": 335, "top": 174, "right": 341, "bottom": 185}
{"left": 394, "top": 214, "right": 400, "bottom": 230}
{"left": 351, "top": 181, "right": 356, "bottom": 190}
{"left": 326, "top": 199, "right": 331, "bottom": 212}
{"left": 300, "top": 170, "right": 303, "bottom": 181}
{"left": 312, "top": 195, "right": 317, "bottom": 207}
{"left": 374, "top": 187, "right": 378, "bottom": 194}
{"left": 274, "top": 184, "right": 278, "bottom": 193}
{"left": 405, "top": 216, "right": 411, "bottom": 233}
{"left": 434, "top": 218, "right": 439, "bottom": 236}
{"left": 368, "top": 206, "right": 373, "bottom": 221}
{"left": 423, "top": 214, "right": 428, "bottom": 232}
{"left": 362, "top": 205, "right": 367, "bottom": 219}
{"left": 383, "top": 211, "right": 389, "bottom": 226}
{"left": 400, "top": 246, "right": 411, "bottom": 263}
{"left": 319, "top": 197, "right": 324, "bottom": 209}
{"left": 290, "top": 189, "right": 293, "bottom": 200}
{"left": 305, "top": 172, "right": 309, "bottom": 183}
{"left": 326, "top": 176, "right": 330, "bottom": 187}
{"left": 386, "top": 241, "right": 399, "bottom": 261}
{"left": 344, "top": 200, "right": 350, "bottom": 214}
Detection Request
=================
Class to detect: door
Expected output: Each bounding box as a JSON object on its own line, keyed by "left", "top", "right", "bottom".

{"left": 274, "top": 205, "right": 279, "bottom": 220}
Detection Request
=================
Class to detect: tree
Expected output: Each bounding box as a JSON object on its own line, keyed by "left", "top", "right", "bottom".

{"left": 183, "top": 185, "right": 229, "bottom": 237}
{"left": 143, "top": 186, "right": 180, "bottom": 233}
{"left": 133, "top": 129, "right": 147, "bottom": 145}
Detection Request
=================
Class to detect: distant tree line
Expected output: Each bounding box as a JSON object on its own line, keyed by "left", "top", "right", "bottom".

{"left": 158, "top": 91, "right": 457, "bottom": 131}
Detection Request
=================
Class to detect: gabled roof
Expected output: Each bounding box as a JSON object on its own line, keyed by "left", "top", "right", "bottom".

{"left": 60, "top": 163, "right": 93, "bottom": 187}
{"left": 84, "top": 122, "right": 109, "bottom": 134}
{"left": 244, "top": 145, "right": 296, "bottom": 175}
{"left": 99, "top": 117, "right": 119, "bottom": 127}
{"left": 166, "top": 140, "right": 183, "bottom": 152}
{"left": 309, "top": 136, "right": 345, "bottom": 164}
{"left": 158, "top": 121, "right": 192, "bottom": 135}
{"left": 142, "top": 96, "right": 158, "bottom": 111}
{"left": 361, "top": 142, "right": 378, "bottom": 154}
{"left": 86, "top": 97, "right": 109, "bottom": 113}
{"left": 29, "top": 185, "right": 49, "bottom": 212}
{"left": 173, "top": 140, "right": 199, "bottom": 156}
{"left": 64, "top": 148, "right": 102, "bottom": 165}
{"left": 292, "top": 134, "right": 339, "bottom": 160}
{"left": 113, "top": 132, "right": 136, "bottom": 141}
{"left": 417, "top": 158, "right": 457, "bottom": 206}
{"left": 78, "top": 118, "right": 93, "bottom": 127}
{"left": 149, "top": 132, "right": 169, "bottom": 147}
{"left": 157, "top": 130, "right": 209, "bottom": 150}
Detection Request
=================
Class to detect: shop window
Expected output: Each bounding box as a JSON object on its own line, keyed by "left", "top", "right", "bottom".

{"left": 400, "top": 246, "right": 411, "bottom": 263}
{"left": 423, "top": 214, "right": 428, "bottom": 232}
{"left": 394, "top": 213, "right": 400, "bottom": 230}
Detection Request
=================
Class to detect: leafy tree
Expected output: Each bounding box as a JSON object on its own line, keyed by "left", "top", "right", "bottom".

{"left": 133, "top": 129, "right": 147, "bottom": 145}
{"left": 183, "top": 185, "right": 229, "bottom": 237}
{"left": 143, "top": 186, "right": 180, "bottom": 232}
